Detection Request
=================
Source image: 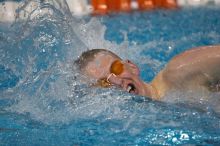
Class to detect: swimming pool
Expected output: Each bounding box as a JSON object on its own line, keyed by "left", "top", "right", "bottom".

{"left": 1, "top": 0, "right": 220, "bottom": 145}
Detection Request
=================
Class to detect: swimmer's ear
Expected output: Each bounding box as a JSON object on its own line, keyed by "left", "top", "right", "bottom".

{"left": 125, "top": 60, "right": 140, "bottom": 76}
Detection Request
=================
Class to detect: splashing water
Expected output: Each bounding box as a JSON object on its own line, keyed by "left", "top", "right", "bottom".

{"left": 0, "top": 0, "right": 220, "bottom": 145}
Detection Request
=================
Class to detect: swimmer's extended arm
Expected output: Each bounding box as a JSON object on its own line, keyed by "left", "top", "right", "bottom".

{"left": 151, "top": 45, "right": 220, "bottom": 97}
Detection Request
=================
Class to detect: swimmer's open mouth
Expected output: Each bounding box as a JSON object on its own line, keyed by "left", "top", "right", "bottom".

{"left": 127, "top": 83, "right": 137, "bottom": 94}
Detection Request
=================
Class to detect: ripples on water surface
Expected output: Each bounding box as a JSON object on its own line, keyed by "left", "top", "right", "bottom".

{"left": 0, "top": 0, "right": 220, "bottom": 145}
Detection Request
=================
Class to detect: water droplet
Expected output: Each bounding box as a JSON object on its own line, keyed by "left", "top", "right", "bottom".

{"left": 172, "top": 137, "right": 178, "bottom": 143}
{"left": 180, "top": 133, "right": 189, "bottom": 140}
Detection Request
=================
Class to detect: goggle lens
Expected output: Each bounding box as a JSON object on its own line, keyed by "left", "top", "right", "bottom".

{"left": 110, "top": 60, "right": 124, "bottom": 75}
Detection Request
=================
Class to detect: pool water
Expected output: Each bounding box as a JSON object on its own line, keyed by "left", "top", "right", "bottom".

{"left": 0, "top": 0, "right": 220, "bottom": 145}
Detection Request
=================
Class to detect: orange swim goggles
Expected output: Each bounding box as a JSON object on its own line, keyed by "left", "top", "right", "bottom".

{"left": 96, "top": 60, "right": 124, "bottom": 88}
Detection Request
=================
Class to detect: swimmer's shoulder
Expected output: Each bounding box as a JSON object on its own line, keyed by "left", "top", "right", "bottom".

{"left": 152, "top": 45, "right": 220, "bottom": 96}
{"left": 167, "top": 45, "right": 220, "bottom": 68}
{"left": 164, "top": 45, "right": 220, "bottom": 76}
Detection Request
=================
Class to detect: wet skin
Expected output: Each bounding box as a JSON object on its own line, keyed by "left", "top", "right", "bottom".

{"left": 83, "top": 45, "right": 220, "bottom": 100}
{"left": 83, "top": 52, "right": 152, "bottom": 97}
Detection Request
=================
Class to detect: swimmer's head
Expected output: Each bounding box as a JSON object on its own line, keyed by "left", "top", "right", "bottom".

{"left": 75, "top": 49, "right": 121, "bottom": 79}
{"left": 75, "top": 49, "right": 152, "bottom": 97}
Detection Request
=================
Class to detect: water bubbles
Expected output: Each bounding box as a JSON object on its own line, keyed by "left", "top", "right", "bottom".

{"left": 171, "top": 132, "right": 190, "bottom": 144}
{"left": 192, "top": 112, "right": 197, "bottom": 116}
{"left": 172, "top": 137, "right": 178, "bottom": 143}
{"left": 180, "top": 133, "right": 189, "bottom": 140}
{"left": 168, "top": 46, "right": 172, "bottom": 50}
{"left": 1, "top": 1, "right": 220, "bottom": 145}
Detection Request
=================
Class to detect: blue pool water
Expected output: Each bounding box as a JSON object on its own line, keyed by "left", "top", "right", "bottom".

{"left": 1, "top": 0, "right": 220, "bottom": 145}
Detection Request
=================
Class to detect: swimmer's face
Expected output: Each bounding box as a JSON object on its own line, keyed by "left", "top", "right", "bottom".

{"left": 84, "top": 52, "right": 150, "bottom": 97}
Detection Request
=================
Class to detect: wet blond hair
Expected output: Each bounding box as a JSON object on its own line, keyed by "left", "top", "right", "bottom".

{"left": 74, "top": 49, "right": 121, "bottom": 71}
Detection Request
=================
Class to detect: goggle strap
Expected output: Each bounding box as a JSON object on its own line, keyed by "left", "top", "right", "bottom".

{"left": 107, "top": 73, "right": 117, "bottom": 83}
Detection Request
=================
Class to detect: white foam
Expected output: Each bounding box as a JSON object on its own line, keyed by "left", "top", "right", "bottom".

{"left": 1, "top": 0, "right": 220, "bottom": 127}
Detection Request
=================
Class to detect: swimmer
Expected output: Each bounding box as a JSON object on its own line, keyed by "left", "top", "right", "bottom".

{"left": 75, "top": 45, "right": 220, "bottom": 100}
